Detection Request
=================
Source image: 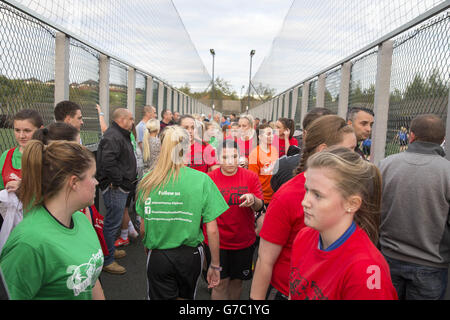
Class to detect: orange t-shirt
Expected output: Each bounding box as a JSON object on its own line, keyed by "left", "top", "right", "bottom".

{"left": 248, "top": 145, "right": 279, "bottom": 204}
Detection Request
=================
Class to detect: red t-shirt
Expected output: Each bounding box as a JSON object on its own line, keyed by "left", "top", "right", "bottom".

{"left": 275, "top": 136, "right": 298, "bottom": 158}
{"left": 259, "top": 173, "right": 307, "bottom": 296}
{"left": 204, "top": 167, "right": 264, "bottom": 250}
{"left": 290, "top": 226, "right": 398, "bottom": 300}
{"left": 186, "top": 141, "right": 217, "bottom": 173}
{"left": 237, "top": 137, "right": 257, "bottom": 159}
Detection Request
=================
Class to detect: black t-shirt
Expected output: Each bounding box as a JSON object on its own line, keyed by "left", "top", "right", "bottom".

{"left": 271, "top": 153, "right": 301, "bottom": 193}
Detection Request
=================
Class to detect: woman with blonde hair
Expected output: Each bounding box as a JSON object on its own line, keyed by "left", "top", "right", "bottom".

{"left": 135, "top": 125, "right": 229, "bottom": 300}
{"left": 142, "top": 119, "right": 161, "bottom": 172}
{"left": 251, "top": 115, "right": 357, "bottom": 300}
{"left": 289, "top": 147, "right": 397, "bottom": 300}
{"left": 0, "top": 140, "right": 104, "bottom": 299}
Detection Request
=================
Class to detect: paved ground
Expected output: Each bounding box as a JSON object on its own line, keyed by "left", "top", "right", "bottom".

{"left": 100, "top": 234, "right": 450, "bottom": 300}
{"left": 100, "top": 235, "right": 252, "bottom": 300}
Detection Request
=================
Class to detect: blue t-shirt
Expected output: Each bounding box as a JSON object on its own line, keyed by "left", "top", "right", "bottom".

{"left": 136, "top": 120, "right": 146, "bottom": 143}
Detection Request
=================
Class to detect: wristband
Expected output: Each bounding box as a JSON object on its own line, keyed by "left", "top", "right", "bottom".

{"left": 99, "top": 112, "right": 105, "bottom": 116}
{"left": 209, "top": 264, "right": 222, "bottom": 271}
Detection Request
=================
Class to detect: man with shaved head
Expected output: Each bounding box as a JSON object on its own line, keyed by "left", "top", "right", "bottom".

{"left": 97, "top": 108, "right": 136, "bottom": 275}
{"left": 136, "top": 105, "right": 157, "bottom": 151}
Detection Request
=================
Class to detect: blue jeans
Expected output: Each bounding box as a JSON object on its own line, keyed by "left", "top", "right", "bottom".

{"left": 102, "top": 187, "right": 129, "bottom": 266}
{"left": 384, "top": 255, "right": 448, "bottom": 300}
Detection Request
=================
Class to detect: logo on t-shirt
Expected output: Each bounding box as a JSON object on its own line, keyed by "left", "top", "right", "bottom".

{"left": 66, "top": 249, "right": 104, "bottom": 297}
{"left": 220, "top": 186, "right": 249, "bottom": 206}
{"left": 289, "top": 267, "right": 328, "bottom": 300}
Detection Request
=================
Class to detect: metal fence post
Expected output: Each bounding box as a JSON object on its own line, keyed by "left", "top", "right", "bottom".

{"left": 300, "top": 82, "right": 310, "bottom": 127}
{"left": 127, "top": 67, "right": 136, "bottom": 119}
{"left": 446, "top": 90, "right": 450, "bottom": 161}
{"left": 99, "top": 54, "right": 110, "bottom": 125}
{"left": 338, "top": 61, "right": 352, "bottom": 119}
{"left": 167, "top": 86, "right": 172, "bottom": 111}
{"left": 146, "top": 76, "right": 154, "bottom": 107}
{"left": 316, "top": 74, "right": 326, "bottom": 109}
{"left": 173, "top": 91, "right": 178, "bottom": 113}
{"left": 54, "top": 32, "right": 69, "bottom": 105}
{"left": 157, "top": 82, "right": 164, "bottom": 119}
{"left": 371, "top": 40, "right": 394, "bottom": 166}
{"left": 291, "top": 88, "right": 298, "bottom": 119}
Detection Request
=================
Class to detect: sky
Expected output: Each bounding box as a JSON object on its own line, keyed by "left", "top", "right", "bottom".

{"left": 172, "top": 0, "right": 294, "bottom": 96}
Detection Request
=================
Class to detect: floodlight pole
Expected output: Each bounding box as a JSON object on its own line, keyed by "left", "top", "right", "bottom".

{"left": 210, "top": 48, "right": 215, "bottom": 116}
{"left": 247, "top": 50, "right": 255, "bottom": 114}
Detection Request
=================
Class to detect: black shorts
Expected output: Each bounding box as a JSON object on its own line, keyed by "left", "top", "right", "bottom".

{"left": 146, "top": 245, "right": 204, "bottom": 300}
{"left": 205, "top": 242, "right": 256, "bottom": 281}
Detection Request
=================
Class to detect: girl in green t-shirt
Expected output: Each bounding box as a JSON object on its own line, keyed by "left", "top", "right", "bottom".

{"left": 136, "top": 125, "right": 229, "bottom": 300}
{"left": 0, "top": 109, "right": 43, "bottom": 192}
{"left": 0, "top": 140, "right": 105, "bottom": 300}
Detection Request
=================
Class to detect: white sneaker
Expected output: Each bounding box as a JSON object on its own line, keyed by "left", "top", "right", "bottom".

{"left": 128, "top": 222, "right": 139, "bottom": 239}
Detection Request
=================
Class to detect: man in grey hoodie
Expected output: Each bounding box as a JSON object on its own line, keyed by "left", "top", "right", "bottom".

{"left": 379, "top": 114, "right": 450, "bottom": 300}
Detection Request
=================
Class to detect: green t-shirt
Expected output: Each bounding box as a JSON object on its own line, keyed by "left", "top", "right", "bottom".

{"left": 130, "top": 132, "right": 137, "bottom": 152}
{"left": 0, "top": 206, "right": 103, "bottom": 300}
{"left": 0, "top": 147, "right": 22, "bottom": 190}
{"left": 136, "top": 166, "right": 229, "bottom": 250}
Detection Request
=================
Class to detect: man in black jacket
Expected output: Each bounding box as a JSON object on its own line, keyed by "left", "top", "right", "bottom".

{"left": 97, "top": 108, "right": 136, "bottom": 274}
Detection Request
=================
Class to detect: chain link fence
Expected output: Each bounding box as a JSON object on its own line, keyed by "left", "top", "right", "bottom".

{"left": 108, "top": 60, "right": 128, "bottom": 125}
{"left": 0, "top": 3, "right": 55, "bottom": 153}
{"left": 294, "top": 86, "right": 303, "bottom": 129}
{"left": 348, "top": 49, "right": 378, "bottom": 112}
{"left": 69, "top": 38, "right": 101, "bottom": 147}
{"left": 4, "top": 0, "right": 211, "bottom": 92}
{"left": 135, "top": 71, "right": 146, "bottom": 124}
{"left": 250, "top": 4, "right": 449, "bottom": 161}
{"left": 253, "top": 0, "right": 447, "bottom": 94}
{"left": 385, "top": 11, "right": 449, "bottom": 156}
{"left": 324, "top": 68, "right": 341, "bottom": 114}
{"left": 307, "top": 79, "right": 318, "bottom": 112}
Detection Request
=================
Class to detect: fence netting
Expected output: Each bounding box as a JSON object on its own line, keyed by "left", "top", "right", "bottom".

{"left": 69, "top": 38, "right": 101, "bottom": 147}
{"left": 109, "top": 60, "right": 128, "bottom": 125}
{"left": 0, "top": 3, "right": 55, "bottom": 153}
{"left": 4, "top": 0, "right": 211, "bottom": 92}
{"left": 385, "top": 11, "right": 449, "bottom": 156}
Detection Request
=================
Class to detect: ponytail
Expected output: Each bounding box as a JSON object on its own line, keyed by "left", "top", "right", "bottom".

{"left": 142, "top": 125, "right": 151, "bottom": 163}
{"left": 353, "top": 164, "right": 381, "bottom": 245}
{"left": 18, "top": 140, "right": 95, "bottom": 213}
{"left": 18, "top": 140, "right": 45, "bottom": 211}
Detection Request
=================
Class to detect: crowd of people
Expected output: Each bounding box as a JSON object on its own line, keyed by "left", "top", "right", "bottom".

{"left": 0, "top": 101, "right": 448, "bottom": 301}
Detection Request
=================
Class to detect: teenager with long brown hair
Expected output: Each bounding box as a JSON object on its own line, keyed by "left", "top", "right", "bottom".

{"left": 251, "top": 115, "right": 357, "bottom": 300}
{"left": 289, "top": 147, "right": 397, "bottom": 300}
{"left": 0, "top": 140, "right": 104, "bottom": 299}
{"left": 136, "top": 125, "right": 228, "bottom": 300}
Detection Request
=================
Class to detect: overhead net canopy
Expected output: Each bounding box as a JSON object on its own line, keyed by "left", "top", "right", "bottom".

{"left": 252, "top": 0, "right": 447, "bottom": 95}
{"left": 7, "top": 0, "right": 211, "bottom": 92}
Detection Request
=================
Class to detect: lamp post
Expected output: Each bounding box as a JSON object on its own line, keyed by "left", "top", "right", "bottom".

{"left": 210, "top": 49, "right": 215, "bottom": 116}
{"left": 247, "top": 49, "right": 255, "bottom": 114}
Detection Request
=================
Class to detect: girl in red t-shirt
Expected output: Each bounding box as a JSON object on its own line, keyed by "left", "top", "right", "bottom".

{"left": 180, "top": 115, "right": 219, "bottom": 173}
{"left": 251, "top": 115, "right": 356, "bottom": 300}
{"left": 274, "top": 118, "right": 297, "bottom": 157}
{"left": 289, "top": 147, "right": 397, "bottom": 300}
{"left": 0, "top": 109, "right": 43, "bottom": 192}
